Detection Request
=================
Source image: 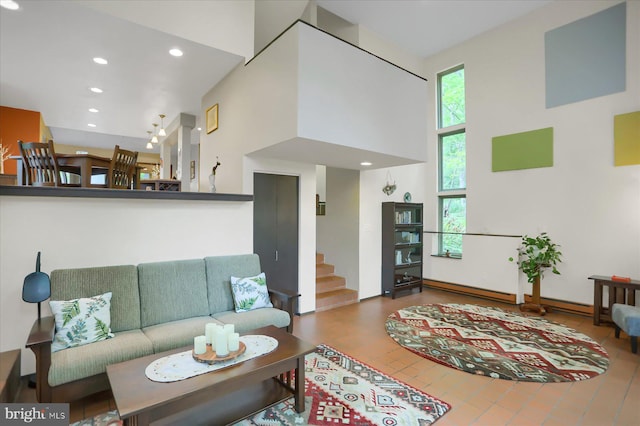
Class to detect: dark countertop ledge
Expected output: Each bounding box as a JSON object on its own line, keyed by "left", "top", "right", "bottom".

{"left": 0, "top": 185, "right": 253, "bottom": 202}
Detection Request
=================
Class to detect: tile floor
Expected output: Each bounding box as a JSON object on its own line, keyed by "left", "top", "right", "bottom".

{"left": 16, "top": 288, "right": 640, "bottom": 425}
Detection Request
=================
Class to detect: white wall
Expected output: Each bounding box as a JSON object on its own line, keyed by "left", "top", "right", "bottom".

{"left": 254, "top": 0, "right": 310, "bottom": 54}
{"left": 359, "top": 164, "right": 427, "bottom": 299}
{"left": 358, "top": 0, "right": 640, "bottom": 305}
{"left": 297, "top": 24, "right": 428, "bottom": 161}
{"left": 316, "top": 168, "right": 360, "bottom": 292}
{"left": 316, "top": 165, "right": 326, "bottom": 201}
{"left": 317, "top": 6, "right": 359, "bottom": 46}
{"left": 190, "top": 142, "right": 200, "bottom": 192}
{"left": 202, "top": 21, "right": 428, "bottom": 183}
{"left": 357, "top": 25, "right": 424, "bottom": 77}
{"left": 200, "top": 26, "right": 300, "bottom": 194}
{"left": 0, "top": 196, "right": 253, "bottom": 375}
{"left": 199, "top": 20, "right": 432, "bottom": 311}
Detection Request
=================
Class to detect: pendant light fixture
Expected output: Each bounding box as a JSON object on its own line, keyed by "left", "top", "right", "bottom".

{"left": 146, "top": 131, "right": 153, "bottom": 149}
{"left": 151, "top": 123, "right": 159, "bottom": 143}
{"left": 158, "top": 114, "right": 166, "bottom": 137}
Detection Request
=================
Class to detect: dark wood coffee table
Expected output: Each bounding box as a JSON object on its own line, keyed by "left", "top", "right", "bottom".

{"left": 106, "top": 326, "right": 316, "bottom": 426}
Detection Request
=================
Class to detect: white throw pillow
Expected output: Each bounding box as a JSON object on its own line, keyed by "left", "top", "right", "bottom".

{"left": 49, "top": 291, "right": 115, "bottom": 352}
{"left": 230, "top": 272, "right": 273, "bottom": 313}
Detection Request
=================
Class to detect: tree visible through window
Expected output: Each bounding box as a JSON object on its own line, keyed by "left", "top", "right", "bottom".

{"left": 440, "top": 131, "right": 466, "bottom": 191}
{"left": 437, "top": 66, "right": 466, "bottom": 256}
{"left": 440, "top": 196, "right": 466, "bottom": 255}
{"left": 439, "top": 67, "right": 465, "bottom": 128}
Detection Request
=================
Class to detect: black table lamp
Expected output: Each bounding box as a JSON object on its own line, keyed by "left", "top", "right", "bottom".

{"left": 22, "top": 252, "right": 51, "bottom": 321}
{"left": 22, "top": 252, "right": 50, "bottom": 389}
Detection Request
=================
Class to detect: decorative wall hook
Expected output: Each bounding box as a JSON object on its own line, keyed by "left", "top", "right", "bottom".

{"left": 382, "top": 171, "right": 396, "bottom": 195}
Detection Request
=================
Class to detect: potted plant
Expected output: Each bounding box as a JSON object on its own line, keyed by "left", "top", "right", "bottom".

{"left": 509, "top": 232, "right": 562, "bottom": 315}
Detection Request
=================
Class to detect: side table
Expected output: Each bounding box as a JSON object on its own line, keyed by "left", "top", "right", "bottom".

{"left": 0, "top": 349, "right": 21, "bottom": 402}
{"left": 589, "top": 275, "right": 640, "bottom": 326}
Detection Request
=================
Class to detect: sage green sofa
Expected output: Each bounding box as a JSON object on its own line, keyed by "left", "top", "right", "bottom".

{"left": 26, "top": 254, "right": 298, "bottom": 403}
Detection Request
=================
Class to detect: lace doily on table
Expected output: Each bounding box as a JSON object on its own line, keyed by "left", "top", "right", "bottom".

{"left": 145, "top": 335, "right": 278, "bottom": 383}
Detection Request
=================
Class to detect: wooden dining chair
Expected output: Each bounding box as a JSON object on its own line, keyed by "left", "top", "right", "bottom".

{"left": 108, "top": 145, "right": 138, "bottom": 189}
{"left": 18, "top": 140, "right": 80, "bottom": 187}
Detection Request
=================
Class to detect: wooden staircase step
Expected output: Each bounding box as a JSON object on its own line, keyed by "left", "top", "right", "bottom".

{"left": 316, "top": 263, "right": 334, "bottom": 277}
{"left": 316, "top": 288, "right": 358, "bottom": 312}
{"left": 316, "top": 253, "right": 324, "bottom": 265}
{"left": 316, "top": 275, "right": 346, "bottom": 294}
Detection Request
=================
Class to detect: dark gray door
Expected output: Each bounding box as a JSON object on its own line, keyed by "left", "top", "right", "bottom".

{"left": 253, "top": 173, "right": 299, "bottom": 298}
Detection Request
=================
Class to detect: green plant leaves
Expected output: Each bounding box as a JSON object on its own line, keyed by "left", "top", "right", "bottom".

{"left": 511, "top": 232, "right": 562, "bottom": 283}
{"left": 61, "top": 300, "right": 80, "bottom": 326}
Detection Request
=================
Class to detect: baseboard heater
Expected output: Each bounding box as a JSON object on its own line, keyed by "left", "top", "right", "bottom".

{"left": 423, "top": 279, "right": 592, "bottom": 317}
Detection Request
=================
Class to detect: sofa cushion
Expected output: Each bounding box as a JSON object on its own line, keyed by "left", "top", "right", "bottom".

{"left": 48, "top": 329, "right": 153, "bottom": 387}
{"left": 230, "top": 272, "right": 273, "bottom": 312}
{"left": 50, "top": 265, "right": 140, "bottom": 332}
{"left": 204, "top": 254, "right": 262, "bottom": 314}
{"left": 138, "top": 259, "right": 209, "bottom": 328}
{"left": 50, "top": 292, "right": 114, "bottom": 352}
{"left": 212, "top": 308, "right": 290, "bottom": 333}
{"left": 142, "top": 316, "right": 225, "bottom": 353}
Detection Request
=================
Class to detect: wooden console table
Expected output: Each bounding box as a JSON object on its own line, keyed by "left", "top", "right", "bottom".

{"left": 589, "top": 275, "right": 640, "bottom": 326}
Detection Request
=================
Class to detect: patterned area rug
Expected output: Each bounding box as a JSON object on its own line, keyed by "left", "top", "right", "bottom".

{"left": 72, "top": 344, "right": 451, "bottom": 426}
{"left": 386, "top": 304, "right": 609, "bottom": 383}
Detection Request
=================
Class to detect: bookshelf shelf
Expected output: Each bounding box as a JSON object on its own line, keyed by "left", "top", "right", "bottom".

{"left": 382, "top": 202, "right": 423, "bottom": 299}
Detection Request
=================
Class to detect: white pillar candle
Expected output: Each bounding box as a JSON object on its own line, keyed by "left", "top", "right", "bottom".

{"left": 194, "top": 335, "right": 206, "bottom": 355}
{"left": 205, "top": 323, "right": 217, "bottom": 345}
{"left": 215, "top": 328, "right": 229, "bottom": 357}
{"left": 228, "top": 332, "right": 240, "bottom": 352}
{"left": 223, "top": 324, "right": 234, "bottom": 335}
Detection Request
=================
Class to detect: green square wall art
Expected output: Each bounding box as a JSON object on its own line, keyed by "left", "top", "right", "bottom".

{"left": 614, "top": 111, "right": 640, "bottom": 166}
{"left": 492, "top": 128, "right": 553, "bottom": 172}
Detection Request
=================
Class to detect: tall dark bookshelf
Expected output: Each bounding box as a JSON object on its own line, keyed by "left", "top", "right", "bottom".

{"left": 381, "top": 202, "right": 424, "bottom": 299}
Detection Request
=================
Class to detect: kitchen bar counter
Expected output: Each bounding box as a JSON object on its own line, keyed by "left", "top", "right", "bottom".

{"left": 0, "top": 185, "right": 252, "bottom": 202}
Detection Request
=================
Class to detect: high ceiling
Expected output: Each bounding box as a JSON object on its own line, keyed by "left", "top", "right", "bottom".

{"left": 0, "top": 1, "right": 243, "bottom": 152}
{"left": 0, "top": 0, "right": 550, "bottom": 154}
{"left": 317, "top": 0, "right": 550, "bottom": 58}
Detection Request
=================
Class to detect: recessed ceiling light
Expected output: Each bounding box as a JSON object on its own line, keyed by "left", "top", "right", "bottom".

{"left": 90, "top": 87, "right": 103, "bottom": 93}
{"left": 93, "top": 57, "right": 108, "bottom": 65}
{"left": 88, "top": 108, "right": 99, "bottom": 113}
{"left": 197, "top": 127, "right": 202, "bottom": 131}
{"left": 169, "top": 48, "right": 183, "bottom": 57}
{"left": 360, "top": 162, "right": 372, "bottom": 166}
{"left": 87, "top": 123, "right": 96, "bottom": 128}
{"left": 0, "top": 1, "right": 19, "bottom": 11}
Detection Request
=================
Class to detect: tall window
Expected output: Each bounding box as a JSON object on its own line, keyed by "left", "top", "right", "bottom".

{"left": 437, "top": 66, "right": 466, "bottom": 256}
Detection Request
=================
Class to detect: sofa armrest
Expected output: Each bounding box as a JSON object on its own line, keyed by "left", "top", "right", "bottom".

{"left": 25, "top": 316, "right": 55, "bottom": 402}
{"left": 268, "top": 288, "right": 300, "bottom": 333}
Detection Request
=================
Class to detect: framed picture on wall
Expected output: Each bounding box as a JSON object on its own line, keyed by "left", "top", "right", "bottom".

{"left": 190, "top": 160, "right": 195, "bottom": 180}
{"left": 206, "top": 104, "right": 218, "bottom": 134}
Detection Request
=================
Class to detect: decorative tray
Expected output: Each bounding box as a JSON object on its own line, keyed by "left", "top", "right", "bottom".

{"left": 192, "top": 342, "right": 246, "bottom": 364}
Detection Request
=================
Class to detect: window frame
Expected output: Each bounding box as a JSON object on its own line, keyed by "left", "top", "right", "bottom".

{"left": 437, "top": 64, "right": 465, "bottom": 130}
{"left": 438, "top": 128, "right": 467, "bottom": 193}
{"left": 438, "top": 194, "right": 466, "bottom": 258}
{"left": 436, "top": 65, "right": 466, "bottom": 257}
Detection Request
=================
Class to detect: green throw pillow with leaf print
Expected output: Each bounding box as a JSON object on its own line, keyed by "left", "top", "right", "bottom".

{"left": 230, "top": 272, "right": 273, "bottom": 313}
{"left": 49, "top": 291, "right": 115, "bottom": 352}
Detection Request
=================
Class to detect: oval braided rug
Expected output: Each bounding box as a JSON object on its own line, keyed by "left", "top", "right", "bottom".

{"left": 386, "top": 303, "right": 609, "bottom": 382}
